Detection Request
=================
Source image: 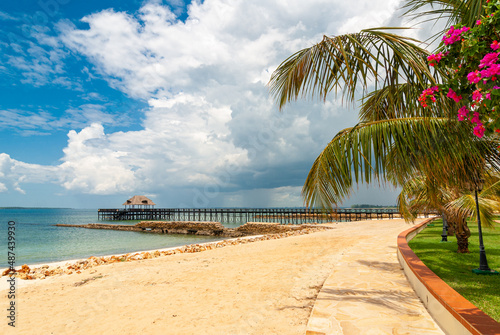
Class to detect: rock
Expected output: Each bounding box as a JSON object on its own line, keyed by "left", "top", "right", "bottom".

{"left": 17, "top": 273, "right": 28, "bottom": 280}
{"left": 34, "top": 273, "right": 45, "bottom": 279}
{"left": 19, "top": 264, "right": 30, "bottom": 274}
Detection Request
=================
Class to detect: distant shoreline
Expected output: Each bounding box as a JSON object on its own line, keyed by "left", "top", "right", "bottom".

{"left": 0, "top": 207, "right": 74, "bottom": 210}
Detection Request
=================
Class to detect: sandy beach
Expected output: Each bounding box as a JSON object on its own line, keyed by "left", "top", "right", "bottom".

{"left": 1, "top": 219, "right": 427, "bottom": 334}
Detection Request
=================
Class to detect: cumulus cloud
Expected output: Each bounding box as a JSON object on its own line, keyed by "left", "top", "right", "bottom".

{"left": 58, "top": 0, "right": 401, "bottom": 99}
{"left": 58, "top": 123, "right": 138, "bottom": 194}
{"left": 2, "top": 0, "right": 408, "bottom": 206}
{"left": 0, "top": 153, "right": 59, "bottom": 194}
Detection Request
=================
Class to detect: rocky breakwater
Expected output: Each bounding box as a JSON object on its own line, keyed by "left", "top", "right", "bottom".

{"left": 136, "top": 221, "right": 228, "bottom": 236}
{"left": 235, "top": 222, "right": 314, "bottom": 235}
{"left": 55, "top": 221, "right": 320, "bottom": 238}
{"left": 1, "top": 225, "right": 330, "bottom": 281}
{"left": 55, "top": 223, "right": 143, "bottom": 231}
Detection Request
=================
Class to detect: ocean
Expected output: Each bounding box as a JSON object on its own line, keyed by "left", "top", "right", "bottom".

{"left": 0, "top": 208, "right": 230, "bottom": 268}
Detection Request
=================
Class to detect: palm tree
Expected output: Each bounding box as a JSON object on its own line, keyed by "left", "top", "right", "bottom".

{"left": 268, "top": 0, "right": 500, "bottom": 210}
{"left": 397, "top": 171, "right": 500, "bottom": 253}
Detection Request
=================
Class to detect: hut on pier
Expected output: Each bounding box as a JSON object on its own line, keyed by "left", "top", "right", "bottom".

{"left": 123, "top": 195, "right": 156, "bottom": 209}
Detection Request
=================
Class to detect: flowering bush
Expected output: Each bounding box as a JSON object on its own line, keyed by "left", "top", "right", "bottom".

{"left": 420, "top": 0, "right": 500, "bottom": 138}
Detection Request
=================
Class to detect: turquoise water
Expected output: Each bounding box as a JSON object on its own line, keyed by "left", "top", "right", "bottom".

{"left": 0, "top": 208, "right": 227, "bottom": 268}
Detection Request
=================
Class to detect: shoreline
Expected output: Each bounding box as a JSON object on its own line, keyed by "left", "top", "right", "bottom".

{"left": 1, "top": 221, "right": 328, "bottom": 271}
{"left": 0, "top": 225, "right": 330, "bottom": 292}
{"left": 0, "top": 235, "right": 230, "bottom": 272}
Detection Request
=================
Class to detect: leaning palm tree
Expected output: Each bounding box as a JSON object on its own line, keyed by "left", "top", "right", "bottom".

{"left": 268, "top": 0, "right": 498, "bottom": 209}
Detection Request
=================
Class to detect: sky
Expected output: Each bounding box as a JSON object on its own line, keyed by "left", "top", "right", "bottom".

{"left": 0, "top": 0, "right": 430, "bottom": 209}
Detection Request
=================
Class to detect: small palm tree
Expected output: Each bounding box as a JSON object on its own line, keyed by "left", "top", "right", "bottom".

{"left": 398, "top": 171, "right": 500, "bottom": 253}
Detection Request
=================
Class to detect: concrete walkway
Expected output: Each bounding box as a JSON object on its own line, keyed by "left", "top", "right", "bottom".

{"left": 306, "top": 219, "right": 445, "bottom": 335}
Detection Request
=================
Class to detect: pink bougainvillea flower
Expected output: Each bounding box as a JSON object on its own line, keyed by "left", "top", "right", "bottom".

{"left": 457, "top": 106, "right": 469, "bottom": 121}
{"left": 446, "top": 88, "right": 462, "bottom": 102}
{"left": 477, "top": 20, "right": 482, "bottom": 25}
{"left": 427, "top": 52, "right": 443, "bottom": 66}
{"left": 479, "top": 52, "right": 500, "bottom": 68}
{"left": 492, "top": 40, "right": 500, "bottom": 50}
{"left": 480, "top": 64, "right": 500, "bottom": 78}
{"left": 467, "top": 70, "right": 481, "bottom": 83}
{"left": 471, "top": 111, "right": 482, "bottom": 124}
{"left": 442, "top": 26, "right": 470, "bottom": 45}
{"left": 481, "top": 69, "right": 491, "bottom": 78}
{"left": 486, "top": 92, "right": 492, "bottom": 100}
{"left": 418, "top": 87, "right": 439, "bottom": 108}
{"left": 474, "top": 124, "right": 485, "bottom": 138}
{"left": 473, "top": 89, "right": 483, "bottom": 102}
{"left": 490, "top": 64, "right": 500, "bottom": 76}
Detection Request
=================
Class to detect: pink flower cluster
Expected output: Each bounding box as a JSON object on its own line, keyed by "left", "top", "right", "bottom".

{"left": 457, "top": 106, "right": 469, "bottom": 120}
{"left": 442, "top": 26, "right": 470, "bottom": 45}
{"left": 472, "top": 89, "right": 483, "bottom": 102}
{"left": 427, "top": 52, "right": 444, "bottom": 66}
{"left": 446, "top": 88, "right": 462, "bottom": 102}
{"left": 418, "top": 86, "right": 439, "bottom": 108}
{"left": 471, "top": 112, "right": 485, "bottom": 137}
{"left": 479, "top": 52, "right": 500, "bottom": 68}
{"left": 467, "top": 46, "right": 500, "bottom": 84}
{"left": 457, "top": 106, "right": 484, "bottom": 137}
{"left": 467, "top": 70, "right": 481, "bottom": 83}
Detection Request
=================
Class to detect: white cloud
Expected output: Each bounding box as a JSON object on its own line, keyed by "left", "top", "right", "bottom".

{"left": 0, "top": 153, "right": 59, "bottom": 194}
{"left": 4, "top": 24, "right": 81, "bottom": 90}
{"left": 2, "top": 0, "right": 409, "bottom": 206}
{"left": 336, "top": 0, "right": 401, "bottom": 34}
{"left": 59, "top": 0, "right": 387, "bottom": 99}
{"left": 58, "top": 123, "right": 138, "bottom": 194}
{"left": 0, "top": 11, "right": 20, "bottom": 21}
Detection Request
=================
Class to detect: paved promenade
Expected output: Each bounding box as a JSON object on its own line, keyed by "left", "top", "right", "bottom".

{"left": 306, "top": 219, "right": 445, "bottom": 335}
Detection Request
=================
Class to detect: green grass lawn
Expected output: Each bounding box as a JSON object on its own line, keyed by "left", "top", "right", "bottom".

{"left": 408, "top": 218, "right": 500, "bottom": 322}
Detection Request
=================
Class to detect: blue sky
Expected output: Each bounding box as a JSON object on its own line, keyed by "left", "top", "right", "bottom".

{"left": 0, "top": 0, "right": 418, "bottom": 209}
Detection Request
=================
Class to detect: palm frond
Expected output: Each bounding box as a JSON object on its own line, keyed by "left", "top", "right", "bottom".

{"left": 302, "top": 117, "right": 498, "bottom": 208}
{"left": 359, "top": 82, "right": 455, "bottom": 121}
{"left": 268, "top": 29, "right": 434, "bottom": 110}
{"left": 446, "top": 192, "right": 499, "bottom": 228}
{"left": 402, "top": 0, "right": 487, "bottom": 28}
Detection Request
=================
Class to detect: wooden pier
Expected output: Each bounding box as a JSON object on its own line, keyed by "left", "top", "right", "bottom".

{"left": 98, "top": 207, "right": 405, "bottom": 224}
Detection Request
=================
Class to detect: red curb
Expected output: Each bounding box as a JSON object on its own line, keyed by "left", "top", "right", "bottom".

{"left": 398, "top": 218, "right": 500, "bottom": 335}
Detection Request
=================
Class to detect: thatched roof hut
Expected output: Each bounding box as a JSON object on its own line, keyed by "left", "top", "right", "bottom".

{"left": 123, "top": 195, "right": 156, "bottom": 209}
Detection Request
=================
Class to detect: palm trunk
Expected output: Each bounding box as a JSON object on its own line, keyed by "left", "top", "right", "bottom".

{"left": 455, "top": 218, "right": 470, "bottom": 253}
{"left": 447, "top": 224, "right": 455, "bottom": 236}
